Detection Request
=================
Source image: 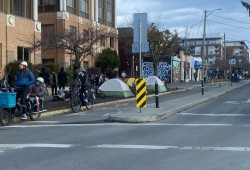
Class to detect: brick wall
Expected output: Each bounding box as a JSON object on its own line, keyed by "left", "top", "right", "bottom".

{"left": 0, "top": 12, "right": 41, "bottom": 76}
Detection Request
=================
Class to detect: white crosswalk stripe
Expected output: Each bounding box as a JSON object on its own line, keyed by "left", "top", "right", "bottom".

{"left": 90, "top": 144, "right": 250, "bottom": 152}
{"left": 179, "top": 113, "right": 250, "bottom": 117}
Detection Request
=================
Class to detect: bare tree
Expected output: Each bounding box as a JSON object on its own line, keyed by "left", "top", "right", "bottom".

{"left": 147, "top": 23, "right": 179, "bottom": 76}
{"left": 24, "top": 21, "right": 117, "bottom": 71}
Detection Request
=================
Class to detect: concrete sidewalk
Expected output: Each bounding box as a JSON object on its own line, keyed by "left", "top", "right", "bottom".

{"left": 108, "top": 81, "right": 250, "bottom": 123}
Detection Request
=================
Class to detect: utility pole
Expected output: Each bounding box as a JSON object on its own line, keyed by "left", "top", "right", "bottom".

{"left": 224, "top": 33, "right": 227, "bottom": 80}
{"left": 201, "top": 10, "right": 207, "bottom": 95}
{"left": 201, "top": 9, "right": 221, "bottom": 95}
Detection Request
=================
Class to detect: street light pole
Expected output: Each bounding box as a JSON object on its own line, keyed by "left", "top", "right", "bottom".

{"left": 201, "top": 9, "right": 221, "bottom": 95}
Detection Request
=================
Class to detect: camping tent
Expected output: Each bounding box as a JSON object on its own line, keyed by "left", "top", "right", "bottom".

{"left": 146, "top": 76, "right": 167, "bottom": 93}
{"left": 124, "top": 78, "right": 136, "bottom": 87}
{"left": 98, "top": 78, "right": 134, "bottom": 98}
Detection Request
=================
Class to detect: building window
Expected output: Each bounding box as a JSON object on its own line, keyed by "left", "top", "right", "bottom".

{"left": 41, "top": 24, "right": 54, "bottom": 39}
{"left": 67, "top": 0, "right": 76, "bottom": 14}
{"left": 17, "top": 47, "right": 30, "bottom": 62}
{"left": 98, "top": 0, "right": 104, "bottom": 24}
{"left": 41, "top": 24, "right": 54, "bottom": 47}
{"left": 80, "top": 0, "right": 89, "bottom": 19}
{"left": 83, "top": 61, "right": 89, "bottom": 69}
{"left": 10, "top": 0, "right": 25, "bottom": 17}
{"left": 0, "top": 0, "right": 3, "bottom": 12}
{"left": 70, "top": 25, "right": 77, "bottom": 39}
{"left": 110, "top": 37, "right": 114, "bottom": 48}
{"left": 83, "top": 29, "right": 89, "bottom": 40}
{"left": 38, "top": 0, "right": 59, "bottom": 13}
{"left": 100, "top": 36, "right": 105, "bottom": 47}
{"left": 9, "top": 0, "right": 32, "bottom": 18}
{"left": 107, "top": 0, "right": 114, "bottom": 27}
{"left": 42, "top": 58, "right": 55, "bottom": 64}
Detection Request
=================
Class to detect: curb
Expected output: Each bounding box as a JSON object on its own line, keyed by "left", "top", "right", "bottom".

{"left": 10, "top": 88, "right": 185, "bottom": 124}
{"left": 108, "top": 82, "right": 249, "bottom": 123}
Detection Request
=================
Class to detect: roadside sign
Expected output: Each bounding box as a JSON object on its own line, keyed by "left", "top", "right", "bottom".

{"left": 136, "top": 78, "right": 146, "bottom": 108}
{"left": 132, "top": 13, "right": 149, "bottom": 53}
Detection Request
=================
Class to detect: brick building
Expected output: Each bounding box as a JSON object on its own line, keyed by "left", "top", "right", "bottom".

{"left": 180, "top": 34, "right": 224, "bottom": 65}
{"left": 0, "top": 0, "right": 41, "bottom": 75}
{"left": 38, "top": 0, "right": 118, "bottom": 69}
{"left": 225, "top": 41, "right": 249, "bottom": 63}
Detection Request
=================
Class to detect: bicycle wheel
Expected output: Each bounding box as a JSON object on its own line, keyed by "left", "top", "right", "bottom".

{"left": 0, "top": 109, "right": 12, "bottom": 126}
{"left": 29, "top": 101, "right": 41, "bottom": 121}
{"left": 97, "top": 89, "right": 105, "bottom": 98}
{"left": 71, "top": 94, "right": 81, "bottom": 112}
{"left": 85, "top": 92, "right": 94, "bottom": 110}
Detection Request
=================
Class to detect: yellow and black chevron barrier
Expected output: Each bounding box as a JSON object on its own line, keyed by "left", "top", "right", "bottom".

{"left": 135, "top": 78, "right": 146, "bottom": 108}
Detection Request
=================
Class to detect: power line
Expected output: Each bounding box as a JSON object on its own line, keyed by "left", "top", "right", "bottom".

{"left": 211, "top": 13, "right": 250, "bottom": 25}
{"left": 195, "top": 14, "right": 203, "bottom": 38}
{"left": 176, "top": 20, "right": 203, "bottom": 36}
{"left": 207, "top": 20, "right": 212, "bottom": 35}
{"left": 208, "top": 19, "right": 250, "bottom": 29}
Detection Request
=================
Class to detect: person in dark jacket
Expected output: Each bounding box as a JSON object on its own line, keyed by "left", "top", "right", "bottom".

{"left": 78, "top": 68, "right": 88, "bottom": 103}
{"left": 39, "top": 67, "right": 50, "bottom": 86}
{"left": 16, "top": 61, "right": 35, "bottom": 120}
{"left": 58, "top": 67, "right": 67, "bottom": 90}
{"left": 50, "top": 72, "right": 58, "bottom": 95}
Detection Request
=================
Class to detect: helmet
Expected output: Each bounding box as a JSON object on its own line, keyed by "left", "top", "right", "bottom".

{"left": 36, "top": 77, "right": 44, "bottom": 84}
{"left": 79, "top": 68, "right": 86, "bottom": 72}
{"left": 20, "top": 61, "right": 28, "bottom": 67}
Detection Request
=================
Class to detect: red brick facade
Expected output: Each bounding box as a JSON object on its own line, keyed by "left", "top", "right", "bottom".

{"left": 0, "top": 12, "right": 41, "bottom": 76}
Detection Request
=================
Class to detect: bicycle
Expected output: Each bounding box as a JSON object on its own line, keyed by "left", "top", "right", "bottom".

{"left": 93, "top": 86, "right": 105, "bottom": 98}
{"left": 70, "top": 86, "right": 95, "bottom": 113}
{"left": 0, "top": 88, "right": 45, "bottom": 126}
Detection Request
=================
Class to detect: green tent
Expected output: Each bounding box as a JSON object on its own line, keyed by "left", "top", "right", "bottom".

{"left": 99, "top": 79, "right": 134, "bottom": 98}
{"left": 146, "top": 76, "right": 167, "bottom": 93}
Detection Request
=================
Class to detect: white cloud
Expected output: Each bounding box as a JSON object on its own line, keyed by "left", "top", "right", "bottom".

{"left": 116, "top": 0, "right": 250, "bottom": 48}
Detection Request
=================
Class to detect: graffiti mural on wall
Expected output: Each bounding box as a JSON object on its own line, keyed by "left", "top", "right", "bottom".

{"left": 172, "top": 60, "right": 180, "bottom": 82}
{"left": 142, "top": 62, "right": 154, "bottom": 77}
{"left": 142, "top": 62, "right": 171, "bottom": 80}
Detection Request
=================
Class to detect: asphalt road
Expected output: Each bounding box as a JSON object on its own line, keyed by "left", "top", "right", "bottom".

{"left": 1, "top": 83, "right": 250, "bottom": 170}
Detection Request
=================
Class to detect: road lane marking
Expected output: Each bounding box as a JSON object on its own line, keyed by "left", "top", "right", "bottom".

{"left": 90, "top": 144, "right": 250, "bottom": 152}
{"left": 66, "top": 112, "right": 86, "bottom": 116}
{"left": 223, "top": 101, "right": 240, "bottom": 104}
{"left": 179, "top": 113, "right": 250, "bottom": 117}
{"left": 0, "top": 144, "right": 75, "bottom": 153}
{"left": 24, "top": 121, "right": 61, "bottom": 123}
{"left": 2, "top": 123, "right": 247, "bottom": 128}
{"left": 0, "top": 144, "right": 74, "bottom": 149}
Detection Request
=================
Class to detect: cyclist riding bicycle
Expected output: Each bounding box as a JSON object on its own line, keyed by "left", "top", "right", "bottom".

{"left": 16, "top": 61, "right": 35, "bottom": 120}
{"left": 78, "top": 68, "right": 89, "bottom": 104}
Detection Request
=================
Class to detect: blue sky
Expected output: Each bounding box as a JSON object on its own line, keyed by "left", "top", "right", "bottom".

{"left": 116, "top": 0, "right": 250, "bottom": 48}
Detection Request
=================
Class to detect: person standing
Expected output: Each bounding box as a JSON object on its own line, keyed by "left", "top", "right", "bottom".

{"left": 50, "top": 71, "right": 58, "bottom": 95}
{"left": 39, "top": 67, "right": 50, "bottom": 86}
{"left": 121, "top": 71, "right": 127, "bottom": 81}
{"left": 16, "top": 61, "right": 35, "bottom": 120}
{"left": 58, "top": 67, "right": 67, "bottom": 90}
